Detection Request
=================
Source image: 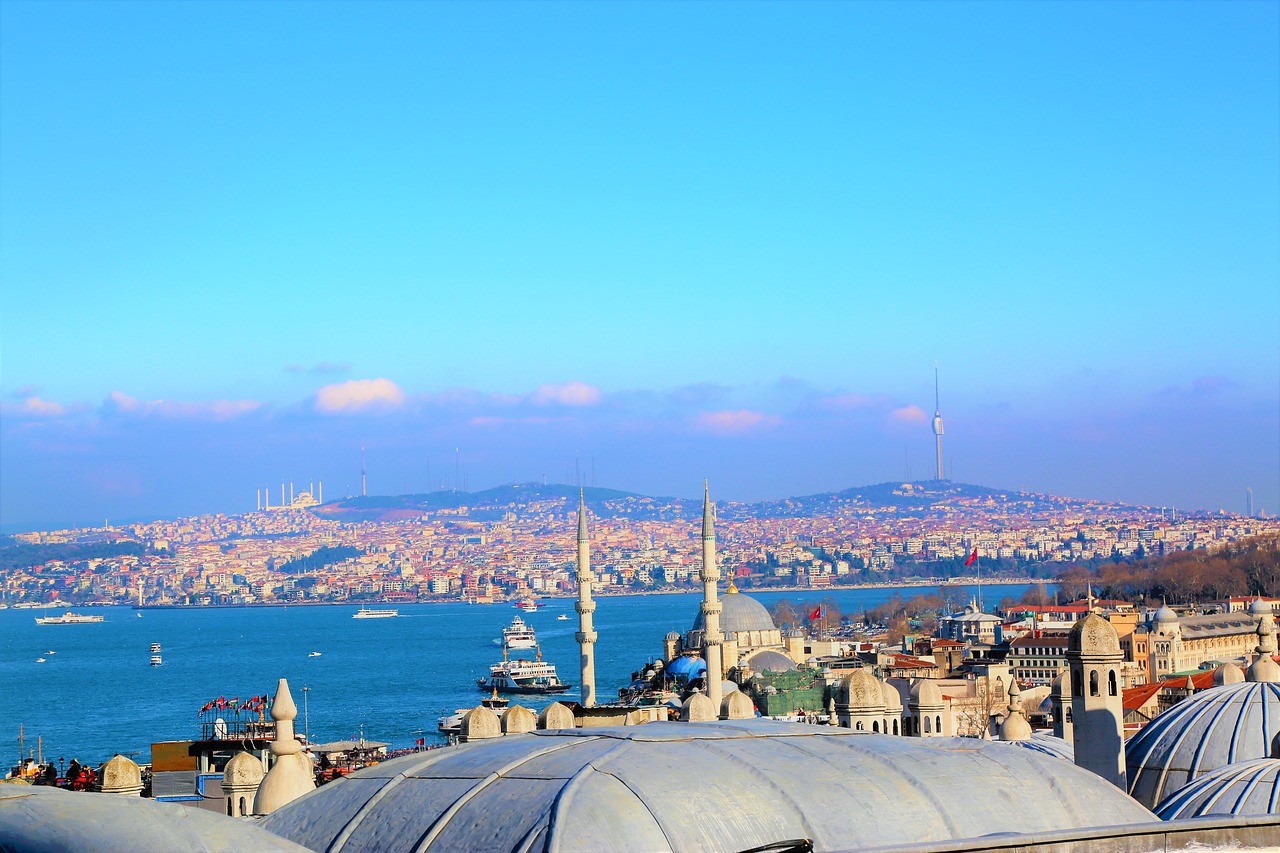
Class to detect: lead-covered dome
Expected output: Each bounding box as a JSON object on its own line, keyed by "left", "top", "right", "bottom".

{"left": 1126, "top": 681, "right": 1280, "bottom": 808}
{"left": 1155, "top": 758, "right": 1280, "bottom": 820}
{"left": 1068, "top": 613, "right": 1121, "bottom": 655}
{"left": 259, "top": 721, "right": 1156, "bottom": 852}
{"left": 691, "top": 589, "right": 776, "bottom": 635}
{"left": 743, "top": 650, "right": 796, "bottom": 673}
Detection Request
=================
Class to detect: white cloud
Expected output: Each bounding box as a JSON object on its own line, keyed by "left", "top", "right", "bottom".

{"left": 104, "top": 391, "right": 260, "bottom": 421}
{"left": 693, "top": 409, "right": 781, "bottom": 434}
{"left": 889, "top": 404, "right": 927, "bottom": 424}
{"left": 314, "top": 378, "right": 406, "bottom": 414}
{"left": 530, "top": 381, "right": 602, "bottom": 407}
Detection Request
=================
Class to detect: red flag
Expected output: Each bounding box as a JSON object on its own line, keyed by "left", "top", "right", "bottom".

{"left": 964, "top": 549, "right": 978, "bottom": 567}
{"left": 415, "top": 738, "right": 425, "bottom": 746}
{"left": 808, "top": 606, "right": 822, "bottom": 620}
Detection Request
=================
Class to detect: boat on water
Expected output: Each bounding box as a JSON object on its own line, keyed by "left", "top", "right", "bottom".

{"left": 438, "top": 691, "right": 509, "bottom": 737}
{"left": 150, "top": 642, "right": 162, "bottom": 653}
{"left": 35, "top": 658, "right": 46, "bottom": 664}
{"left": 557, "top": 613, "right": 569, "bottom": 621}
{"left": 502, "top": 615, "right": 537, "bottom": 650}
{"left": 478, "top": 647, "right": 571, "bottom": 695}
{"left": 150, "top": 654, "right": 163, "bottom": 667}
{"left": 34, "top": 611, "right": 104, "bottom": 625}
{"left": 352, "top": 607, "right": 399, "bottom": 619}
{"left": 515, "top": 597, "right": 542, "bottom": 612}
{"left": 308, "top": 651, "right": 322, "bottom": 657}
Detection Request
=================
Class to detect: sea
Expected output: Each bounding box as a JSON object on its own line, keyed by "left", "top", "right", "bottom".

{"left": 0, "top": 582, "right": 1041, "bottom": 766}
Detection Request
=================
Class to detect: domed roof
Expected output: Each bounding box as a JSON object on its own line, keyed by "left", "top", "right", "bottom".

{"left": 1155, "top": 758, "right": 1280, "bottom": 820}
{"left": 100, "top": 754, "right": 142, "bottom": 790}
{"left": 744, "top": 650, "right": 796, "bottom": 673}
{"left": 881, "top": 681, "right": 903, "bottom": 711}
{"left": 1155, "top": 604, "right": 1179, "bottom": 623}
{"left": 839, "top": 669, "right": 884, "bottom": 709}
{"left": 1213, "top": 662, "right": 1245, "bottom": 685}
{"left": 691, "top": 589, "right": 776, "bottom": 635}
{"left": 998, "top": 733, "right": 1074, "bottom": 762}
{"left": 1068, "top": 613, "right": 1121, "bottom": 656}
{"left": 1126, "top": 681, "right": 1280, "bottom": 808}
{"left": 1250, "top": 598, "right": 1271, "bottom": 616}
{"left": 223, "top": 751, "right": 265, "bottom": 787}
{"left": 0, "top": 785, "right": 306, "bottom": 852}
{"left": 909, "top": 678, "right": 943, "bottom": 708}
{"left": 664, "top": 655, "right": 707, "bottom": 679}
{"left": 259, "top": 721, "right": 1156, "bottom": 852}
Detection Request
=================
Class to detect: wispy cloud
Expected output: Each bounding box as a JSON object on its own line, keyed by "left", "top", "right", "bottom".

{"left": 285, "top": 362, "right": 351, "bottom": 375}
{"left": 1, "top": 395, "right": 68, "bottom": 418}
{"left": 692, "top": 409, "right": 781, "bottom": 434}
{"left": 314, "top": 378, "right": 406, "bottom": 414}
{"left": 529, "top": 381, "right": 602, "bottom": 407}
{"left": 103, "top": 391, "right": 260, "bottom": 421}
{"left": 889, "top": 404, "right": 927, "bottom": 424}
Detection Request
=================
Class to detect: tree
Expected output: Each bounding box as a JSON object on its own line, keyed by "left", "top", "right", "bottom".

{"left": 770, "top": 599, "right": 800, "bottom": 630}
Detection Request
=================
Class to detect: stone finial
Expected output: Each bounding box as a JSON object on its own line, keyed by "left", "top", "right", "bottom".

{"left": 99, "top": 754, "right": 143, "bottom": 796}
{"left": 680, "top": 692, "right": 717, "bottom": 722}
{"left": 461, "top": 705, "right": 501, "bottom": 741}
{"left": 501, "top": 705, "right": 537, "bottom": 734}
{"left": 253, "top": 679, "right": 316, "bottom": 815}
{"left": 1213, "top": 662, "right": 1246, "bottom": 686}
{"left": 721, "top": 691, "right": 754, "bottom": 720}
{"left": 1247, "top": 607, "right": 1280, "bottom": 683}
{"left": 537, "top": 702, "right": 575, "bottom": 730}
{"left": 1000, "top": 680, "right": 1032, "bottom": 742}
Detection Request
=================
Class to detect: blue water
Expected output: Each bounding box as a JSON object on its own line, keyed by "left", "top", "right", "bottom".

{"left": 0, "top": 583, "right": 1037, "bottom": 765}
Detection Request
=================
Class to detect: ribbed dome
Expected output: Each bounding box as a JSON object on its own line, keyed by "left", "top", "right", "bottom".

{"left": 881, "top": 681, "right": 903, "bottom": 711}
{"left": 1126, "top": 681, "right": 1280, "bottom": 808}
{"left": 691, "top": 590, "right": 776, "bottom": 635}
{"left": 223, "top": 751, "right": 265, "bottom": 787}
{"left": 1156, "top": 758, "right": 1280, "bottom": 819}
{"left": 259, "top": 721, "right": 1157, "bottom": 852}
{"left": 998, "top": 733, "right": 1074, "bottom": 762}
{"left": 1068, "top": 613, "right": 1121, "bottom": 655}
{"left": 839, "top": 670, "right": 884, "bottom": 709}
{"left": 743, "top": 650, "right": 796, "bottom": 673}
{"left": 1155, "top": 605, "right": 1178, "bottom": 623}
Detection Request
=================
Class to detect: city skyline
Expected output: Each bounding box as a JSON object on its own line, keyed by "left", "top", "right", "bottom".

{"left": 2, "top": 1, "right": 1277, "bottom": 529}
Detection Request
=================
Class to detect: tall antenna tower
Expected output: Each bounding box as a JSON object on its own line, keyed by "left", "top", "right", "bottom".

{"left": 1247, "top": 487, "right": 1255, "bottom": 518}
{"left": 361, "top": 446, "right": 367, "bottom": 497}
{"left": 932, "top": 362, "right": 945, "bottom": 481}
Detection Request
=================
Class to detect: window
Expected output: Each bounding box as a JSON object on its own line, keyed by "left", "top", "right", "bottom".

{"left": 1090, "top": 670, "right": 1100, "bottom": 697}
{"left": 872, "top": 721, "right": 879, "bottom": 733}
{"left": 924, "top": 715, "right": 932, "bottom": 733}
{"left": 1108, "top": 670, "right": 1117, "bottom": 696}
{"left": 936, "top": 715, "right": 942, "bottom": 734}
{"left": 893, "top": 719, "right": 899, "bottom": 735}
{"left": 238, "top": 796, "right": 247, "bottom": 816}
{"left": 1072, "top": 670, "right": 1083, "bottom": 696}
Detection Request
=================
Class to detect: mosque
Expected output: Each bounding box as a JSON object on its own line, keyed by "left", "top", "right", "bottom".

{"left": 4, "top": 487, "right": 1280, "bottom": 851}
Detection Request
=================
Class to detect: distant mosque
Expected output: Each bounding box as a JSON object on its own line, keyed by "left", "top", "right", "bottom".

{"left": 5, "top": 485, "right": 1280, "bottom": 851}
{"left": 258, "top": 481, "right": 323, "bottom": 512}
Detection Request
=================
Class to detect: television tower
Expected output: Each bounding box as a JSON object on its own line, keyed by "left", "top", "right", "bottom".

{"left": 1247, "top": 487, "right": 1255, "bottom": 518}
{"left": 361, "top": 446, "right": 367, "bottom": 497}
{"left": 932, "top": 364, "right": 945, "bottom": 481}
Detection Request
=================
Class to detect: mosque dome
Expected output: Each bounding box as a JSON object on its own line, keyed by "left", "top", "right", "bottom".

{"left": 881, "top": 680, "right": 903, "bottom": 711}
{"left": 1126, "top": 681, "right": 1280, "bottom": 808}
{"left": 1155, "top": 758, "right": 1280, "bottom": 820}
{"left": 1213, "top": 661, "right": 1246, "bottom": 686}
{"left": 743, "top": 650, "right": 796, "bottom": 673}
{"left": 1068, "top": 613, "right": 1121, "bottom": 655}
{"left": 1155, "top": 604, "right": 1179, "bottom": 624}
{"left": 259, "top": 721, "right": 1156, "bottom": 852}
{"left": 664, "top": 655, "right": 707, "bottom": 681}
{"left": 691, "top": 589, "right": 776, "bottom": 635}
{"left": 0, "top": 785, "right": 306, "bottom": 852}
{"left": 223, "top": 751, "right": 265, "bottom": 787}
{"left": 839, "top": 670, "right": 884, "bottom": 709}
{"left": 1251, "top": 598, "right": 1271, "bottom": 616}
{"left": 909, "top": 678, "right": 943, "bottom": 708}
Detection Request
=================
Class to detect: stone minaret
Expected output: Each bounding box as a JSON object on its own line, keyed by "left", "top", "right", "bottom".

{"left": 1066, "top": 614, "right": 1126, "bottom": 789}
{"left": 253, "top": 678, "right": 315, "bottom": 814}
{"left": 1246, "top": 598, "right": 1280, "bottom": 682}
{"left": 700, "top": 481, "right": 723, "bottom": 713}
{"left": 999, "top": 679, "right": 1032, "bottom": 742}
{"left": 575, "top": 489, "right": 598, "bottom": 707}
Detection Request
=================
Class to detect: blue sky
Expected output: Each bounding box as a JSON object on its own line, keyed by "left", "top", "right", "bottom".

{"left": 1, "top": 1, "right": 1277, "bottom": 530}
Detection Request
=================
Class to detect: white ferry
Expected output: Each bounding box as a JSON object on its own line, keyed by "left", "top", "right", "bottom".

{"left": 502, "top": 616, "right": 537, "bottom": 650}
{"left": 352, "top": 607, "right": 399, "bottom": 619}
{"left": 478, "top": 648, "right": 570, "bottom": 695}
{"left": 515, "top": 597, "right": 542, "bottom": 613}
{"left": 35, "top": 611, "right": 105, "bottom": 625}
{"left": 150, "top": 642, "right": 162, "bottom": 666}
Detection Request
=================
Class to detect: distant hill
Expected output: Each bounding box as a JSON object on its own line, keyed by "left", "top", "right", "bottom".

{"left": 310, "top": 480, "right": 1157, "bottom": 525}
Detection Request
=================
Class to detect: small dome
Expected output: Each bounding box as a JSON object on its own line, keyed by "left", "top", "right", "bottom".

{"left": 840, "top": 670, "right": 884, "bottom": 710}
{"left": 1051, "top": 672, "right": 1068, "bottom": 696}
{"left": 744, "top": 650, "right": 796, "bottom": 673}
{"left": 223, "top": 751, "right": 265, "bottom": 787}
{"left": 1213, "top": 662, "right": 1246, "bottom": 685}
{"left": 1126, "top": 681, "right": 1280, "bottom": 808}
{"left": 537, "top": 702, "right": 575, "bottom": 730}
{"left": 501, "top": 705, "right": 537, "bottom": 734}
{"left": 100, "top": 754, "right": 142, "bottom": 792}
{"left": 721, "top": 691, "right": 754, "bottom": 720}
{"left": 909, "top": 678, "right": 943, "bottom": 708}
{"left": 461, "top": 706, "right": 501, "bottom": 740}
{"left": 665, "top": 631, "right": 680, "bottom": 641}
{"left": 1156, "top": 758, "right": 1280, "bottom": 820}
{"left": 999, "top": 733, "right": 1074, "bottom": 762}
{"left": 880, "top": 681, "right": 903, "bottom": 711}
{"left": 1250, "top": 598, "right": 1271, "bottom": 616}
{"left": 680, "top": 692, "right": 717, "bottom": 722}
{"left": 664, "top": 655, "right": 707, "bottom": 680}
{"left": 1155, "top": 604, "right": 1179, "bottom": 623}
{"left": 691, "top": 589, "right": 776, "bottom": 635}
{"left": 1068, "top": 613, "right": 1121, "bottom": 656}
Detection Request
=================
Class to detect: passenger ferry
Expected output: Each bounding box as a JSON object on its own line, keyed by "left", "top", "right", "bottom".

{"left": 515, "top": 597, "right": 542, "bottom": 612}
{"left": 150, "top": 642, "right": 162, "bottom": 666}
{"left": 352, "top": 607, "right": 399, "bottom": 619}
{"left": 502, "top": 616, "right": 537, "bottom": 650}
{"left": 34, "top": 611, "right": 105, "bottom": 625}
{"left": 478, "top": 647, "right": 571, "bottom": 695}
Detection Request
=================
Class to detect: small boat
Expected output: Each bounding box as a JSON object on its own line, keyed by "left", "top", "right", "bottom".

{"left": 35, "top": 611, "right": 104, "bottom": 625}
{"left": 150, "top": 655, "right": 162, "bottom": 666}
{"left": 478, "top": 647, "right": 571, "bottom": 695}
{"left": 136, "top": 613, "right": 143, "bottom": 618}
{"left": 557, "top": 613, "right": 569, "bottom": 621}
{"left": 35, "top": 658, "right": 46, "bottom": 664}
{"left": 502, "top": 616, "right": 537, "bottom": 650}
{"left": 352, "top": 607, "right": 399, "bottom": 619}
{"left": 150, "top": 642, "right": 162, "bottom": 654}
{"left": 46, "top": 650, "right": 55, "bottom": 655}
{"left": 308, "top": 651, "right": 322, "bottom": 657}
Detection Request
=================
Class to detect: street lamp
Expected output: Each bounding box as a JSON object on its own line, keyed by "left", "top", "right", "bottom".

{"left": 302, "top": 685, "right": 311, "bottom": 744}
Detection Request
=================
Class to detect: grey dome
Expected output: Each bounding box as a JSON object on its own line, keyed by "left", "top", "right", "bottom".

{"left": 1156, "top": 604, "right": 1178, "bottom": 623}
{"left": 1251, "top": 598, "right": 1272, "bottom": 616}
{"left": 0, "top": 785, "right": 306, "bottom": 853}
{"left": 1126, "top": 681, "right": 1280, "bottom": 808}
{"left": 259, "top": 721, "right": 1155, "bottom": 852}
{"left": 1155, "top": 758, "right": 1280, "bottom": 820}
{"left": 1068, "top": 613, "right": 1121, "bottom": 655}
{"left": 691, "top": 590, "right": 776, "bottom": 635}
{"left": 743, "top": 650, "right": 796, "bottom": 673}
{"left": 998, "top": 732, "right": 1074, "bottom": 762}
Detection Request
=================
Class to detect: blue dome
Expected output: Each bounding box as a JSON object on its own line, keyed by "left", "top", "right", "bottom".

{"left": 664, "top": 655, "right": 707, "bottom": 680}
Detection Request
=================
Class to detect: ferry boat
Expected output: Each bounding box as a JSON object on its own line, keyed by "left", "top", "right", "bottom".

{"left": 34, "top": 611, "right": 105, "bottom": 625}
{"left": 515, "top": 597, "right": 542, "bottom": 612}
{"left": 150, "top": 642, "right": 162, "bottom": 666}
{"left": 502, "top": 616, "right": 537, "bottom": 650}
{"left": 477, "top": 647, "right": 571, "bottom": 695}
{"left": 352, "top": 607, "right": 399, "bottom": 619}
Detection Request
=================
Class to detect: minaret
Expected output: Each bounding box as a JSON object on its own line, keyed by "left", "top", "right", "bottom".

{"left": 361, "top": 446, "right": 367, "bottom": 497}
{"left": 575, "top": 489, "right": 598, "bottom": 707}
{"left": 700, "top": 481, "right": 724, "bottom": 713}
{"left": 1066, "top": 613, "right": 1126, "bottom": 788}
{"left": 253, "top": 678, "right": 315, "bottom": 814}
{"left": 931, "top": 364, "right": 945, "bottom": 481}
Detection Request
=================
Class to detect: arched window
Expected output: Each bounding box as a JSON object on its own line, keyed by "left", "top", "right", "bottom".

{"left": 1108, "top": 670, "right": 1118, "bottom": 696}
{"left": 238, "top": 796, "right": 247, "bottom": 816}
{"left": 227, "top": 800, "right": 233, "bottom": 817}
{"left": 1072, "top": 670, "right": 1083, "bottom": 696}
{"left": 893, "top": 719, "right": 899, "bottom": 735}
{"left": 872, "top": 721, "right": 880, "bottom": 733}
{"left": 856, "top": 721, "right": 864, "bottom": 731}
{"left": 840, "top": 719, "right": 849, "bottom": 729}
{"left": 1090, "top": 669, "right": 1100, "bottom": 697}
{"left": 924, "top": 715, "right": 932, "bottom": 733}
{"left": 936, "top": 715, "right": 942, "bottom": 734}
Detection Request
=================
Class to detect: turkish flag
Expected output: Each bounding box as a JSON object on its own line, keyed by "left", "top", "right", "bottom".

{"left": 964, "top": 549, "right": 978, "bottom": 567}
{"left": 808, "top": 606, "right": 822, "bottom": 620}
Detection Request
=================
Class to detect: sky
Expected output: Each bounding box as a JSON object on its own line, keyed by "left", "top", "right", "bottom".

{"left": 1, "top": 1, "right": 1277, "bottom": 531}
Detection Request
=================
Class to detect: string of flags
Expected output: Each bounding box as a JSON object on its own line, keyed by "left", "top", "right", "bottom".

{"left": 198, "top": 693, "right": 271, "bottom": 715}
